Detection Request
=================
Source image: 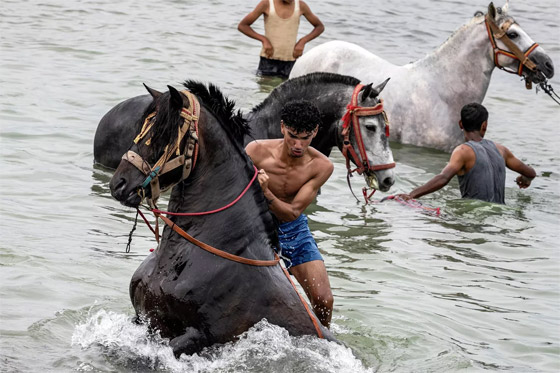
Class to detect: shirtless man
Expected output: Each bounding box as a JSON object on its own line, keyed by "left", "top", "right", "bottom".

{"left": 238, "top": 0, "right": 324, "bottom": 78}
{"left": 245, "top": 100, "right": 334, "bottom": 327}
{"left": 397, "top": 103, "right": 536, "bottom": 204}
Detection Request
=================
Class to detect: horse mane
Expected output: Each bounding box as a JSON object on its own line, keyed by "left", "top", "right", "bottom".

{"left": 250, "top": 72, "right": 360, "bottom": 113}
{"left": 182, "top": 80, "right": 250, "bottom": 144}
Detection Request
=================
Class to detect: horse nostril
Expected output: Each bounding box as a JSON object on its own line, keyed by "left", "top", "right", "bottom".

{"left": 545, "top": 61, "right": 554, "bottom": 76}
{"left": 110, "top": 178, "right": 127, "bottom": 198}
{"left": 383, "top": 177, "right": 395, "bottom": 188}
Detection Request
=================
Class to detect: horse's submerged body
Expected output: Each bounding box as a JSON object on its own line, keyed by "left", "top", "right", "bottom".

{"left": 95, "top": 73, "right": 395, "bottom": 192}
{"left": 289, "top": 2, "right": 554, "bottom": 152}
{"left": 109, "top": 82, "right": 336, "bottom": 356}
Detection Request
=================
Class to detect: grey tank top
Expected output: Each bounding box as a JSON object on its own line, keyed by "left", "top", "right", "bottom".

{"left": 457, "top": 139, "right": 506, "bottom": 204}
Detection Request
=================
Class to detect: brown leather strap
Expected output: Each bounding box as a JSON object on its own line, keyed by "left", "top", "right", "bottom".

{"left": 485, "top": 14, "right": 537, "bottom": 72}
{"left": 157, "top": 213, "right": 281, "bottom": 267}
{"left": 279, "top": 265, "right": 324, "bottom": 339}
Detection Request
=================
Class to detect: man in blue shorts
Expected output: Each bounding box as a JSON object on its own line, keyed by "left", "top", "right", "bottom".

{"left": 245, "top": 100, "right": 334, "bottom": 328}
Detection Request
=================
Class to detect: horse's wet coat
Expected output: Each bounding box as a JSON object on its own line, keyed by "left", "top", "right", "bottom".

{"left": 95, "top": 73, "right": 395, "bottom": 192}
{"left": 289, "top": 1, "right": 554, "bottom": 152}
{"left": 109, "top": 84, "right": 336, "bottom": 356}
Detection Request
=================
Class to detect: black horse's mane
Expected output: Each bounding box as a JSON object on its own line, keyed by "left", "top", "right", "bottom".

{"left": 182, "top": 80, "right": 250, "bottom": 144}
{"left": 251, "top": 72, "right": 360, "bottom": 113}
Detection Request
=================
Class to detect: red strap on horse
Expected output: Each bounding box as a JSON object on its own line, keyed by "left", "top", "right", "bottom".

{"left": 340, "top": 84, "right": 395, "bottom": 175}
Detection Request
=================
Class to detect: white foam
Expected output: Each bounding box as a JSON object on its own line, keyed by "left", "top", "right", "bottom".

{"left": 72, "top": 309, "right": 375, "bottom": 372}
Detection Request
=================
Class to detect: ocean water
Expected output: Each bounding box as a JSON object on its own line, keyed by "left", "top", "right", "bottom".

{"left": 1, "top": 0, "right": 559, "bottom": 372}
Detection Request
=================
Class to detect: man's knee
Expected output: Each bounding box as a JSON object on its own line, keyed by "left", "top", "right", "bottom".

{"left": 312, "top": 288, "right": 333, "bottom": 310}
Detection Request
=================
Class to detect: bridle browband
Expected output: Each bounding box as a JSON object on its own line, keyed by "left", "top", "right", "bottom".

{"left": 122, "top": 90, "right": 200, "bottom": 207}
{"left": 484, "top": 13, "right": 539, "bottom": 89}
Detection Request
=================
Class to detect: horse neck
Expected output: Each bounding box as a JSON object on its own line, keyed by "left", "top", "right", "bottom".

{"left": 249, "top": 83, "right": 350, "bottom": 151}
{"left": 415, "top": 18, "right": 495, "bottom": 103}
{"left": 165, "top": 114, "right": 276, "bottom": 258}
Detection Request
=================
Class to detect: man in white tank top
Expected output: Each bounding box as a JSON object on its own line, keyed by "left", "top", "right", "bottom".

{"left": 238, "top": 0, "right": 324, "bottom": 78}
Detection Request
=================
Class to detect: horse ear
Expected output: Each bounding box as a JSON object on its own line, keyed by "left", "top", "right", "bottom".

{"left": 167, "top": 85, "right": 188, "bottom": 112}
{"left": 369, "top": 77, "right": 391, "bottom": 98}
{"left": 361, "top": 83, "right": 373, "bottom": 102}
{"left": 488, "top": 2, "right": 497, "bottom": 19}
{"left": 143, "top": 83, "right": 162, "bottom": 99}
{"left": 502, "top": 0, "right": 509, "bottom": 13}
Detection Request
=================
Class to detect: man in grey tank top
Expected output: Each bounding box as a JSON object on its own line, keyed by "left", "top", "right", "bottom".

{"left": 397, "top": 103, "right": 536, "bottom": 204}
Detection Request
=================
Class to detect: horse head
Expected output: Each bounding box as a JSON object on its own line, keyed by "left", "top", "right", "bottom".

{"left": 339, "top": 77, "right": 395, "bottom": 192}
{"left": 109, "top": 84, "right": 199, "bottom": 208}
{"left": 485, "top": 1, "right": 554, "bottom": 86}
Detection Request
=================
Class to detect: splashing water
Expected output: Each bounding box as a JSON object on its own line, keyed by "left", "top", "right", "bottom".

{"left": 72, "top": 310, "right": 374, "bottom": 373}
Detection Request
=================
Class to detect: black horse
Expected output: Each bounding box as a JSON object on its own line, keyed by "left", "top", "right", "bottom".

{"left": 109, "top": 82, "right": 336, "bottom": 356}
{"left": 96, "top": 73, "right": 395, "bottom": 192}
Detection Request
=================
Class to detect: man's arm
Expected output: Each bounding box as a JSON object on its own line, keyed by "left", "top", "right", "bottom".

{"left": 397, "top": 145, "right": 470, "bottom": 200}
{"left": 499, "top": 144, "right": 536, "bottom": 189}
{"left": 293, "top": 1, "right": 324, "bottom": 58}
{"left": 260, "top": 164, "right": 332, "bottom": 222}
{"left": 237, "top": 1, "right": 274, "bottom": 58}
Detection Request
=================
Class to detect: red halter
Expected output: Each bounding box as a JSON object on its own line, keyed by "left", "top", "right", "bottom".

{"left": 340, "top": 84, "right": 396, "bottom": 176}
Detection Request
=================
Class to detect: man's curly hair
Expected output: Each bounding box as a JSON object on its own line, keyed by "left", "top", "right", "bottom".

{"left": 280, "top": 100, "right": 322, "bottom": 133}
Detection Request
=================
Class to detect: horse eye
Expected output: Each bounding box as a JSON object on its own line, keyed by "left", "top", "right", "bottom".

{"left": 507, "top": 31, "right": 518, "bottom": 39}
{"left": 365, "top": 124, "right": 377, "bottom": 132}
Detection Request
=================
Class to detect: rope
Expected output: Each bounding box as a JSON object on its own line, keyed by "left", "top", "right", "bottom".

{"left": 125, "top": 210, "right": 139, "bottom": 253}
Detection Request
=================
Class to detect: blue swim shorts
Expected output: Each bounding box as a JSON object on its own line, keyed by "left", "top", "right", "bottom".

{"left": 278, "top": 214, "right": 323, "bottom": 268}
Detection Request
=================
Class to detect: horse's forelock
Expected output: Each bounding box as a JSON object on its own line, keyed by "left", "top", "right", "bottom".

{"left": 148, "top": 92, "right": 182, "bottom": 158}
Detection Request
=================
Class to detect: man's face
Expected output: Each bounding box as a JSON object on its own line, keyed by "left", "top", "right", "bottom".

{"left": 281, "top": 121, "right": 318, "bottom": 158}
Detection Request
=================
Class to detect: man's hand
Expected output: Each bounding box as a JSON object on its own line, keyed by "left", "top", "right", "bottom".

{"left": 262, "top": 39, "right": 274, "bottom": 58}
{"left": 293, "top": 40, "right": 305, "bottom": 58}
{"left": 257, "top": 169, "right": 270, "bottom": 191}
{"left": 515, "top": 175, "right": 533, "bottom": 189}
{"left": 394, "top": 193, "right": 413, "bottom": 201}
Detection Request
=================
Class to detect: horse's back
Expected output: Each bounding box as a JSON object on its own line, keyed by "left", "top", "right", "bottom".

{"left": 93, "top": 94, "right": 152, "bottom": 168}
{"left": 290, "top": 40, "right": 397, "bottom": 79}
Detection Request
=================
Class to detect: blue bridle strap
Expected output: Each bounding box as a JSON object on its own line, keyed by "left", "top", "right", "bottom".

{"left": 141, "top": 166, "right": 161, "bottom": 189}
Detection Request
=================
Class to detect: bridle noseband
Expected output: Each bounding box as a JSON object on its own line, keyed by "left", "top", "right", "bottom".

{"left": 484, "top": 13, "right": 539, "bottom": 89}
{"left": 341, "top": 84, "right": 396, "bottom": 176}
{"left": 122, "top": 90, "right": 200, "bottom": 207}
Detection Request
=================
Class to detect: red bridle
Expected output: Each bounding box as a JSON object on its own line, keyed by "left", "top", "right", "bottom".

{"left": 340, "top": 84, "right": 396, "bottom": 176}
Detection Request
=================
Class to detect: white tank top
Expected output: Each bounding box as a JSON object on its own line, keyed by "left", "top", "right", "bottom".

{"left": 260, "top": 0, "right": 301, "bottom": 61}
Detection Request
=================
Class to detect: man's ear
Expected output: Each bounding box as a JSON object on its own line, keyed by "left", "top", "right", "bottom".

{"left": 480, "top": 120, "right": 488, "bottom": 133}
{"left": 458, "top": 120, "right": 464, "bottom": 131}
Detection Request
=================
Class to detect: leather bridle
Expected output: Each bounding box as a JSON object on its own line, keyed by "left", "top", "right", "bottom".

{"left": 122, "top": 90, "right": 200, "bottom": 207}
{"left": 484, "top": 12, "right": 539, "bottom": 89}
{"left": 340, "top": 84, "right": 396, "bottom": 177}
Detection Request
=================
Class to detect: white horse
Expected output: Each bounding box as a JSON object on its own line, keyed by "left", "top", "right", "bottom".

{"left": 290, "top": 1, "right": 554, "bottom": 152}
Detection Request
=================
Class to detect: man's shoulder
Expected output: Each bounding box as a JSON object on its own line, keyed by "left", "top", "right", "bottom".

{"left": 307, "top": 147, "right": 334, "bottom": 175}
{"left": 246, "top": 139, "right": 280, "bottom": 157}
